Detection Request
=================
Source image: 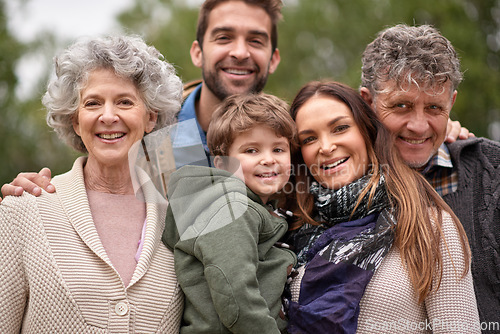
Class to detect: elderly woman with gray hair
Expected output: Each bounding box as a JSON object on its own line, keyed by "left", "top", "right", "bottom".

{"left": 0, "top": 35, "right": 183, "bottom": 333}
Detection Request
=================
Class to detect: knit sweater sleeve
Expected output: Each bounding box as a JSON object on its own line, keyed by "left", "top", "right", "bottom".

{"left": 424, "top": 211, "right": 480, "bottom": 333}
{"left": 0, "top": 195, "right": 30, "bottom": 333}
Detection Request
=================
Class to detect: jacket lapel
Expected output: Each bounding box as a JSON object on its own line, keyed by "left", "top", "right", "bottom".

{"left": 53, "top": 157, "right": 113, "bottom": 267}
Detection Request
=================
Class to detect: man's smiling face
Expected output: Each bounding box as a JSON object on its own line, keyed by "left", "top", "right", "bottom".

{"left": 190, "top": 1, "right": 280, "bottom": 101}
{"left": 371, "top": 80, "right": 456, "bottom": 168}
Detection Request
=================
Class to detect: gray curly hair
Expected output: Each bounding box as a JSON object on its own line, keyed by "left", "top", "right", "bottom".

{"left": 43, "top": 34, "right": 183, "bottom": 153}
{"left": 361, "top": 24, "right": 463, "bottom": 96}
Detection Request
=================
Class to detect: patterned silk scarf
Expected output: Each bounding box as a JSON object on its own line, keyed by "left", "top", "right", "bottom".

{"left": 287, "top": 174, "right": 396, "bottom": 334}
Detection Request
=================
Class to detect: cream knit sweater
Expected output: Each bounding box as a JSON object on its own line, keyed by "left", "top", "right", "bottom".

{"left": 291, "top": 212, "right": 480, "bottom": 333}
{"left": 0, "top": 157, "right": 183, "bottom": 333}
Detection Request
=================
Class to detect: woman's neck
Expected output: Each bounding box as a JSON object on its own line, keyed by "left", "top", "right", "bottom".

{"left": 83, "top": 158, "right": 134, "bottom": 194}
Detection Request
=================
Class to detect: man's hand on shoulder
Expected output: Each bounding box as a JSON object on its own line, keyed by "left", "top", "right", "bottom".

{"left": 446, "top": 119, "right": 475, "bottom": 143}
{"left": 1, "top": 168, "right": 55, "bottom": 202}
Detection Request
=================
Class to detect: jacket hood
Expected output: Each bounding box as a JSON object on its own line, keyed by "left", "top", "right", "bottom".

{"left": 166, "top": 165, "right": 261, "bottom": 242}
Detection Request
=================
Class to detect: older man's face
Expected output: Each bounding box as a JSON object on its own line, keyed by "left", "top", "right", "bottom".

{"left": 365, "top": 80, "right": 456, "bottom": 168}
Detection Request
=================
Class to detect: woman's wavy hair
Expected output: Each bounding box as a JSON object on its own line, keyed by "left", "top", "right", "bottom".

{"left": 43, "top": 34, "right": 183, "bottom": 153}
{"left": 288, "top": 80, "right": 470, "bottom": 303}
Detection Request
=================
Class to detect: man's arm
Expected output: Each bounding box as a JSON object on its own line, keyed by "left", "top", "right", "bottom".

{"left": 446, "top": 119, "right": 475, "bottom": 143}
{"left": 0, "top": 168, "right": 55, "bottom": 203}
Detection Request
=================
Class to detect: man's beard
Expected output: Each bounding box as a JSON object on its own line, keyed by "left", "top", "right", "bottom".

{"left": 201, "top": 63, "right": 269, "bottom": 101}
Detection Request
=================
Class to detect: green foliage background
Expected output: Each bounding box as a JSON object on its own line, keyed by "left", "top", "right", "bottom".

{"left": 1, "top": 0, "right": 499, "bottom": 187}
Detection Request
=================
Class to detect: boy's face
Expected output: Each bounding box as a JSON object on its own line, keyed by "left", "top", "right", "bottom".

{"left": 219, "top": 126, "right": 291, "bottom": 204}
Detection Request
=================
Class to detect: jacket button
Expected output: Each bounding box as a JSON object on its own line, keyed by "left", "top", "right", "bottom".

{"left": 115, "top": 301, "right": 129, "bottom": 316}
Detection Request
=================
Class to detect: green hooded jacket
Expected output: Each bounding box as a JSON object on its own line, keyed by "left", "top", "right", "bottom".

{"left": 162, "top": 165, "right": 297, "bottom": 334}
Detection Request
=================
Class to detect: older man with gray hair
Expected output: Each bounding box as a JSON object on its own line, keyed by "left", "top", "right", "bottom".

{"left": 360, "top": 24, "right": 500, "bottom": 331}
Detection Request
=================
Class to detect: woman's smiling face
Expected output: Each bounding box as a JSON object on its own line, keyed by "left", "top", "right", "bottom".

{"left": 73, "top": 68, "right": 156, "bottom": 169}
{"left": 295, "top": 95, "right": 369, "bottom": 190}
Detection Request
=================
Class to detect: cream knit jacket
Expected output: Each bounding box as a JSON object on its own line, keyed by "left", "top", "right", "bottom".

{"left": 291, "top": 212, "right": 480, "bottom": 333}
{"left": 0, "top": 157, "right": 183, "bottom": 333}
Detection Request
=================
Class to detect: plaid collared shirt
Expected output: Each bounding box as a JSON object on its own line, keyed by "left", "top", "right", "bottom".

{"left": 421, "top": 143, "right": 458, "bottom": 196}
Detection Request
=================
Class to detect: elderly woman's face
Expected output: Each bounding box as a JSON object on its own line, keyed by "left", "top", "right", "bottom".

{"left": 295, "top": 95, "right": 369, "bottom": 190}
{"left": 73, "top": 68, "right": 156, "bottom": 168}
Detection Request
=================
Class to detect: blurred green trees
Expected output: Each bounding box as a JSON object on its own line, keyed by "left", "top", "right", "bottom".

{"left": 1, "top": 0, "right": 499, "bottom": 186}
{"left": 0, "top": 0, "right": 78, "bottom": 188}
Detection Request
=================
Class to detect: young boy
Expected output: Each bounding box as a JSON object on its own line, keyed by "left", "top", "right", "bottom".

{"left": 162, "top": 93, "right": 297, "bottom": 333}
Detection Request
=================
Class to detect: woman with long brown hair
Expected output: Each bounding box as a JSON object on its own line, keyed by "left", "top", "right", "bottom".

{"left": 284, "top": 81, "right": 479, "bottom": 333}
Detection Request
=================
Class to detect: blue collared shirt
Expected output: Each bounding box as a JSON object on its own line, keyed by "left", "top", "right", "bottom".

{"left": 421, "top": 143, "right": 458, "bottom": 196}
{"left": 176, "top": 84, "right": 208, "bottom": 152}
{"left": 171, "top": 83, "right": 212, "bottom": 168}
{"left": 129, "top": 83, "right": 210, "bottom": 199}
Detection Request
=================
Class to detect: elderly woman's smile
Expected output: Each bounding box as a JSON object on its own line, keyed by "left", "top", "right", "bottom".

{"left": 97, "top": 132, "right": 125, "bottom": 140}
{"left": 73, "top": 68, "right": 157, "bottom": 170}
